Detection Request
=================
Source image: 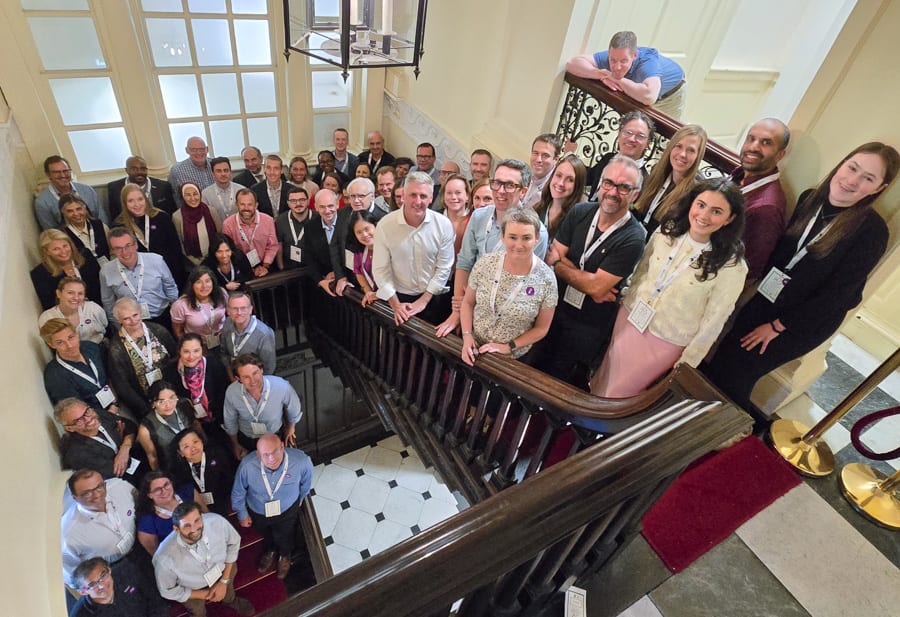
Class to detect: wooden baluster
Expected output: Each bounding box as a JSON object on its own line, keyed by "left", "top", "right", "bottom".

{"left": 490, "top": 401, "right": 530, "bottom": 490}
{"left": 563, "top": 504, "right": 622, "bottom": 578}
{"left": 394, "top": 338, "right": 407, "bottom": 391}
{"left": 377, "top": 322, "right": 388, "bottom": 379}
{"left": 446, "top": 374, "right": 475, "bottom": 447}
{"left": 421, "top": 355, "right": 444, "bottom": 424}
{"left": 455, "top": 586, "right": 494, "bottom": 617}
{"left": 523, "top": 413, "right": 559, "bottom": 479}
{"left": 475, "top": 394, "right": 510, "bottom": 473}
{"left": 404, "top": 343, "right": 419, "bottom": 401}
{"left": 385, "top": 330, "right": 396, "bottom": 385}
{"left": 432, "top": 367, "right": 458, "bottom": 439}
{"left": 459, "top": 384, "right": 491, "bottom": 462}
{"left": 491, "top": 552, "right": 544, "bottom": 616}
{"left": 524, "top": 527, "right": 586, "bottom": 603}
{"left": 413, "top": 352, "right": 431, "bottom": 412}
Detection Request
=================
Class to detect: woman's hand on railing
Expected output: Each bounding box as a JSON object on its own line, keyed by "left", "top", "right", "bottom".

{"left": 435, "top": 310, "right": 460, "bottom": 338}
{"left": 361, "top": 291, "right": 378, "bottom": 307}
{"left": 335, "top": 278, "right": 353, "bottom": 296}
{"left": 461, "top": 332, "right": 479, "bottom": 366}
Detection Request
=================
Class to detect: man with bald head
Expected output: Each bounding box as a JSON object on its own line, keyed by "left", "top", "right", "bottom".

{"left": 299, "top": 188, "right": 345, "bottom": 297}
{"left": 231, "top": 433, "right": 313, "bottom": 579}
{"left": 358, "top": 130, "right": 396, "bottom": 173}
{"left": 168, "top": 136, "right": 215, "bottom": 208}
{"left": 730, "top": 118, "right": 790, "bottom": 283}
{"left": 107, "top": 155, "right": 176, "bottom": 221}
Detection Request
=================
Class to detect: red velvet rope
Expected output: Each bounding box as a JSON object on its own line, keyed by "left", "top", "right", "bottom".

{"left": 849, "top": 405, "right": 900, "bottom": 461}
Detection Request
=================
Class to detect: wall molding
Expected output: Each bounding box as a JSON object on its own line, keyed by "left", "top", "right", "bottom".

{"left": 383, "top": 92, "right": 470, "bottom": 170}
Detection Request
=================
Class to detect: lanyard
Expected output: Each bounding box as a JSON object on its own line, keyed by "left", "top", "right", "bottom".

{"left": 183, "top": 534, "right": 211, "bottom": 568}
{"left": 288, "top": 215, "right": 306, "bottom": 245}
{"left": 579, "top": 208, "right": 632, "bottom": 270}
{"left": 218, "top": 265, "right": 235, "bottom": 284}
{"left": 260, "top": 451, "right": 289, "bottom": 500}
{"left": 155, "top": 410, "right": 186, "bottom": 435}
{"left": 121, "top": 323, "right": 155, "bottom": 370}
{"left": 190, "top": 452, "right": 208, "bottom": 492}
{"left": 56, "top": 354, "right": 102, "bottom": 388}
{"left": 200, "top": 302, "right": 220, "bottom": 335}
{"left": 89, "top": 499, "right": 125, "bottom": 537}
{"left": 644, "top": 176, "right": 672, "bottom": 223}
{"left": 90, "top": 425, "right": 119, "bottom": 452}
{"left": 134, "top": 216, "right": 151, "bottom": 250}
{"left": 180, "top": 357, "right": 208, "bottom": 404}
{"left": 241, "top": 377, "right": 271, "bottom": 423}
{"left": 785, "top": 207, "right": 833, "bottom": 272}
{"left": 68, "top": 223, "right": 96, "bottom": 255}
{"left": 648, "top": 235, "right": 708, "bottom": 302}
{"left": 740, "top": 171, "right": 780, "bottom": 194}
{"left": 117, "top": 255, "right": 145, "bottom": 300}
{"left": 489, "top": 254, "right": 538, "bottom": 319}
{"left": 360, "top": 246, "right": 375, "bottom": 289}
{"left": 154, "top": 493, "right": 183, "bottom": 517}
{"left": 231, "top": 317, "right": 258, "bottom": 356}
{"left": 238, "top": 213, "right": 260, "bottom": 248}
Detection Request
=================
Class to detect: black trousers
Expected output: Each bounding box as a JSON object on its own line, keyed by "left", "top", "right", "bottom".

{"left": 248, "top": 498, "right": 302, "bottom": 556}
{"left": 396, "top": 291, "right": 451, "bottom": 326}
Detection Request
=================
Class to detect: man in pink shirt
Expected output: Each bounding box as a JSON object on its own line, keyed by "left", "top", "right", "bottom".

{"left": 222, "top": 188, "right": 280, "bottom": 278}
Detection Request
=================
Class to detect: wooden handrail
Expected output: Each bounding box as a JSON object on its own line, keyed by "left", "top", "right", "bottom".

{"left": 263, "top": 399, "right": 751, "bottom": 617}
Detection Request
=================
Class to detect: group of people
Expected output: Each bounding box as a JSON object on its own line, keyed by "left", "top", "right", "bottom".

{"left": 33, "top": 33, "right": 898, "bottom": 612}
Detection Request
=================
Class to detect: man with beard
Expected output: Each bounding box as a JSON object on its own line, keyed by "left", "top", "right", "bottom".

{"left": 275, "top": 186, "right": 311, "bottom": 270}
{"left": 729, "top": 118, "right": 790, "bottom": 283}
{"left": 536, "top": 155, "right": 646, "bottom": 388}
{"left": 107, "top": 156, "right": 175, "bottom": 221}
{"left": 222, "top": 189, "right": 279, "bottom": 278}
{"left": 153, "top": 501, "right": 254, "bottom": 615}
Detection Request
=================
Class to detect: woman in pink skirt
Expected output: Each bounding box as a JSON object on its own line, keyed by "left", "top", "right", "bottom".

{"left": 591, "top": 178, "right": 747, "bottom": 398}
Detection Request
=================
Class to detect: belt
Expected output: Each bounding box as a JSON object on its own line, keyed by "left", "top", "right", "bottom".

{"left": 660, "top": 79, "right": 686, "bottom": 101}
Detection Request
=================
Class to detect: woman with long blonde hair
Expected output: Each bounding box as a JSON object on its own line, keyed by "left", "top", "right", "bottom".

{"left": 116, "top": 183, "right": 185, "bottom": 286}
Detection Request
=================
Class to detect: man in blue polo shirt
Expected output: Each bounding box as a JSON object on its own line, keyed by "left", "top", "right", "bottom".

{"left": 567, "top": 30, "right": 686, "bottom": 119}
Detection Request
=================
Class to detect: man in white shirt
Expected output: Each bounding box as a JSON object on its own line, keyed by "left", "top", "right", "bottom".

{"left": 373, "top": 171, "right": 455, "bottom": 326}
{"left": 201, "top": 157, "right": 241, "bottom": 220}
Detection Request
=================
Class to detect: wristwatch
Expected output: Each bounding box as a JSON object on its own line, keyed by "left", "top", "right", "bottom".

{"left": 508, "top": 340, "right": 518, "bottom": 351}
{"left": 219, "top": 578, "right": 230, "bottom": 585}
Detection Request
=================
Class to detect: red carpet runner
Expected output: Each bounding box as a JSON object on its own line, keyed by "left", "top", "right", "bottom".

{"left": 641, "top": 435, "right": 801, "bottom": 573}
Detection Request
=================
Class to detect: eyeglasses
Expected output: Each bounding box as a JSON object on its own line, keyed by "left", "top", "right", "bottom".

{"left": 621, "top": 129, "right": 649, "bottom": 141}
{"left": 50, "top": 169, "right": 72, "bottom": 176}
{"left": 188, "top": 147, "right": 208, "bottom": 153}
{"left": 149, "top": 480, "right": 173, "bottom": 496}
{"left": 599, "top": 179, "right": 638, "bottom": 195}
{"left": 155, "top": 395, "right": 179, "bottom": 407}
{"left": 349, "top": 192, "right": 373, "bottom": 201}
{"left": 416, "top": 154, "right": 435, "bottom": 159}
{"left": 65, "top": 407, "right": 96, "bottom": 428}
{"left": 489, "top": 179, "right": 523, "bottom": 192}
{"left": 287, "top": 198, "right": 308, "bottom": 204}
{"left": 110, "top": 242, "right": 136, "bottom": 253}
{"left": 229, "top": 305, "right": 253, "bottom": 313}
{"left": 77, "top": 481, "right": 105, "bottom": 500}
{"left": 81, "top": 568, "right": 110, "bottom": 592}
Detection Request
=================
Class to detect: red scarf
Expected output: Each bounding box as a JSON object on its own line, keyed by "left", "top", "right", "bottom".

{"left": 179, "top": 357, "right": 210, "bottom": 420}
{"left": 181, "top": 202, "right": 218, "bottom": 258}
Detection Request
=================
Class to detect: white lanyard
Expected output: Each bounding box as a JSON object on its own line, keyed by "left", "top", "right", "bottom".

{"left": 180, "top": 357, "right": 208, "bottom": 404}
{"left": 90, "top": 425, "right": 119, "bottom": 452}
{"left": 218, "top": 265, "right": 235, "bottom": 284}
{"left": 200, "top": 302, "right": 219, "bottom": 335}
{"left": 56, "top": 354, "right": 102, "bottom": 388}
{"left": 288, "top": 215, "right": 306, "bottom": 245}
{"left": 241, "top": 377, "right": 271, "bottom": 423}
{"left": 68, "top": 223, "right": 96, "bottom": 255}
{"left": 231, "top": 317, "right": 258, "bottom": 356}
{"left": 183, "top": 535, "right": 211, "bottom": 568}
{"left": 785, "top": 207, "right": 833, "bottom": 272}
{"left": 117, "top": 255, "right": 145, "bottom": 300}
{"left": 90, "top": 499, "right": 125, "bottom": 537}
{"left": 489, "top": 254, "right": 538, "bottom": 319}
{"left": 644, "top": 176, "right": 672, "bottom": 223}
{"left": 154, "top": 493, "right": 183, "bottom": 518}
{"left": 260, "top": 451, "right": 289, "bottom": 500}
{"left": 155, "top": 410, "right": 186, "bottom": 435}
{"left": 134, "top": 216, "right": 151, "bottom": 250}
{"left": 579, "top": 209, "right": 632, "bottom": 270}
{"left": 190, "top": 452, "right": 208, "bottom": 492}
{"left": 360, "top": 246, "right": 376, "bottom": 289}
{"left": 483, "top": 209, "right": 497, "bottom": 250}
{"left": 649, "top": 235, "right": 708, "bottom": 302}
{"left": 740, "top": 171, "right": 780, "bottom": 195}
{"left": 238, "top": 213, "right": 260, "bottom": 248}
{"left": 121, "top": 323, "right": 155, "bottom": 370}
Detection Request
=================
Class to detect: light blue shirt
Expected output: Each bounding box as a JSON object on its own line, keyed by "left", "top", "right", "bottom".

{"left": 456, "top": 205, "right": 548, "bottom": 273}
{"left": 99, "top": 253, "right": 179, "bottom": 325}
{"left": 223, "top": 375, "right": 302, "bottom": 439}
{"left": 231, "top": 447, "right": 313, "bottom": 520}
{"left": 34, "top": 181, "right": 108, "bottom": 230}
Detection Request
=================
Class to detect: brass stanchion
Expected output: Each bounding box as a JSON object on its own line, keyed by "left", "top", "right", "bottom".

{"left": 840, "top": 465, "right": 900, "bottom": 530}
{"left": 770, "top": 347, "right": 900, "bottom": 477}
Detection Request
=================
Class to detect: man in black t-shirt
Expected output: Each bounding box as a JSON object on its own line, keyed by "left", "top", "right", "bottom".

{"left": 70, "top": 557, "right": 167, "bottom": 617}
{"left": 537, "top": 155, "right": 646, "bottom": 388}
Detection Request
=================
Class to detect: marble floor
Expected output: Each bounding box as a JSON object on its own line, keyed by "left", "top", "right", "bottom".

{"left": 309, "top": 434, "right": 465, "bottom": 574}
{"left": 599, "top": 334, "right": 900, "bottom": 617}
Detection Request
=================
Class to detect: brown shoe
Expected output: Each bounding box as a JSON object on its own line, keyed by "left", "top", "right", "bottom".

{"left": 227, "top": 595, "right": 255, "bottom": 616}
{"left": 276, "top": 556, "right": 291, "bottom": 579}
{"left": 257, "top": 549, "right": 276, "bottom": 573}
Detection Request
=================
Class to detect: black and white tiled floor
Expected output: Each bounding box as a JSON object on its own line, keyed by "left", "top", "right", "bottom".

{"left": 604, "top": 334, "right": 900, "bottom": 617}
{"left": 309, "top": 434, "right": 464, "bottom": 573}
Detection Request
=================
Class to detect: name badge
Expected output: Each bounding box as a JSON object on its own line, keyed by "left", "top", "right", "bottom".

{"left": 127, "top": 457, "right": 141, "bottom": 475}
{"left": 140, "top": 303, "right": 152, "bottom": 319}
{"left": 97, "top": 256, "right": 109, "bottom": 267}
{"left": 203, "top": 564, "right": 224, "bottom": 589}
{"left": 115, "top": 532, "right": 134, "bottom": 555}
{"left": 290, "top": 245, "right": 302, "bottom": 263}
{"left": 758, "top": 267, "right": 791, "bottom": 303}
{"left": 344, "top": 250, "right": 354, "bottom": 270}
{"left": 246, "top": 249, "right": 261, "bottom": 267}
{"left": 200, "top": 491, "right": 215, "bottom": 506}
{"left": 563, "top": 286, "right": 585, "bottom": 310}
{"left": 627, "top": 299, "right": 655, "bottom": 334}
{"left": 206, "top": 334, "right": 220, "bottom": 349}
{"left": 95, "top": 386, "right": 116, "bottom": 408}
{"left": 264, "top": 499, "right": 282, "bottom": 517}
{"left": 145, "top": 368, "right": 162, "bottom": 386}
{"left": 250, "top": 421, "right": 267, "bottom": 435}
{"left": 193, "top": 403, "right": 207, "bottom": 419}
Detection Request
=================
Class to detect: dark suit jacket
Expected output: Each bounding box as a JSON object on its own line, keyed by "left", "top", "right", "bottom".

{"left": 59, "top": 408, "right": 144, "bottom": 481}
{"left": 61, "top": 218, "right": 111, "bottom": 261}
{"left": 299, "top": 212, "right": 341, "bottom": 283}
{"left": 330, "top": 205, "right": 387, "bottom": 280}
{"left": 251, "top": 180, "right": 297, "bottom": 219}
{"left": 30, "top": 248, "right": 102, "bottom": 310}
{"left": 232, "top": 168, "right": 264, "bottom": 188}
{"left": 107, "top": 177, "right": 176, "bottom": 220}
{"left": 357, "top": 150, "right": 396, "bottom": 173}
